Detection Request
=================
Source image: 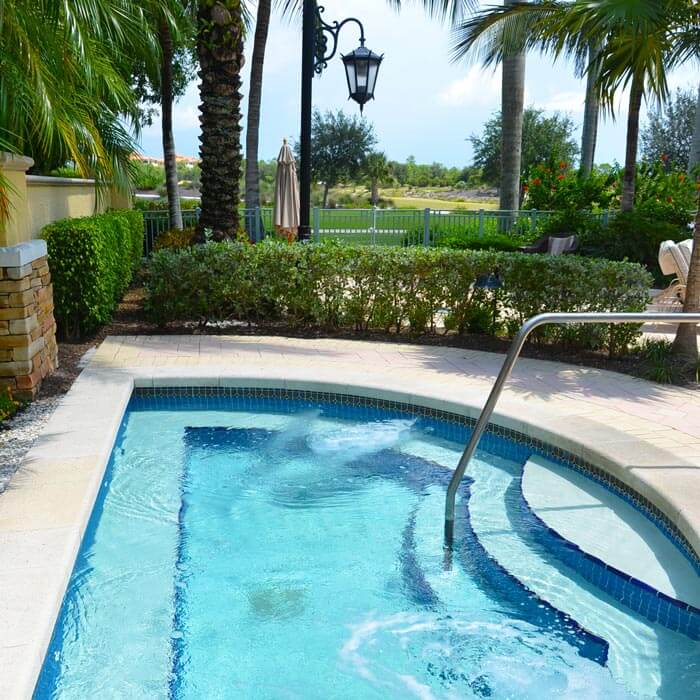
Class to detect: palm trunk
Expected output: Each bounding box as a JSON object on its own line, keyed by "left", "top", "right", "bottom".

{"left": 620, "top": 73, "right": 644, "bottom": 213}
{"left": 158, "top": 19, "right": 183, "bottom": 230}
{"left": 371, "top": 179, "right": 379, "bottom": 206}
{"left": 579, "top": 41, "right": 600, "bottom": 177}
{"left": 196, "top": 1, "right": 244, "bottom": 241}
{"left": 245, "top": 0, "right": 271, "bottom": 221}
{"left": 672, "top": 202, "right": 700, "bottom": 361}
{"left": 688, "top": 82, "right": 700, "bottom": 175}
{"left": 499, "top": 0, "right": 525, "bottom": 213}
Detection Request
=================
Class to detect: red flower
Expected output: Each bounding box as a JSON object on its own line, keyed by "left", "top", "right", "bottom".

{"left": 532, "top": 178, "right": 542, "bottom": 186}
{"left": 523, "top": 184, "right": 529, "bottom": 192}
{"left": 556, "top": 174, "right": 565, "bottom": 181}
{"left": 661, "top": 154, "right": 669, "bottom": 162}
{"left": 558, "top": 161, "right": 567, "bottom": 169}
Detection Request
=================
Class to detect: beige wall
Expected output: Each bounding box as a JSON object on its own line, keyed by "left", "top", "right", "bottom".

{"left": 0, "top": 152, "right": 132, "bottom": 247}
{"left": 26, "top": 176, "right": 106, "bottom": 238}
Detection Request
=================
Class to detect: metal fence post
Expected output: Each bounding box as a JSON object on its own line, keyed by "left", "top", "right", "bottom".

{"left": 478, "top": 209, "right": 485, "bottom": 238}
{"left": 530, "top": 209, "right": 538, "bottom": 233}
{"left": 602, "top": 209, "right": 609, "bottom": 226}
{"left": 371, "top": 206, "right": 378, "bottom": 246}
{"left": 423, "top": 208, "right": 431, "bottom": 246}
{"left": 313, "top": 207, "right": 320, "bottom": 242}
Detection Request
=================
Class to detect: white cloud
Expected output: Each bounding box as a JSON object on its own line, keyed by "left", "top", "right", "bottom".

{"left": 543, "top": 91, "right": 585, "bottom": 113}
{"left": 438, "top": 66, "right": 501, "bottom": 107}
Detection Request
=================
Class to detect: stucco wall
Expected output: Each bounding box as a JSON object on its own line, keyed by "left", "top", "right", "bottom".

{"left": 26, "top": 176, "right": 107, "bottom": 238}
{"left": 0, "top": 152, "right": 131, "bottom": 246}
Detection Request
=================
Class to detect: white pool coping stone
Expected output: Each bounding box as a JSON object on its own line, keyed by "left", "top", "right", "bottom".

{"left": 1, "top": 334, "right": 700, "bottom": 699}
{"left": 522, "top": 455, "right": 700, "bottom": 609}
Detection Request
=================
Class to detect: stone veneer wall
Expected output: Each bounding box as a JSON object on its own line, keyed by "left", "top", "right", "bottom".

{"left": 0, "top": 241, "right": 57, "bottom": 400}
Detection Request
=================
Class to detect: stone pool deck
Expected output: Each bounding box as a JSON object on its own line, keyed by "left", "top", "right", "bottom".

{"left": 1, "top": 334, "right": 700, "bottom": 698}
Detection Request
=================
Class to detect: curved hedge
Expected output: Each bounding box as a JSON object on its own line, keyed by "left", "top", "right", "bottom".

{"left": 42, "top": 209, "right": 144, "bottom": 338}
{"left": 144, "top": 241, "right": 653, "bottom": 355}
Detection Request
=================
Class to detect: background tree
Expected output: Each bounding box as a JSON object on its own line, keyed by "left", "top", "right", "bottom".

{"left": 133, "top": 1, "right": 196, "bottom": 230}
{"left": 295, "top": 110, "right": 377, "bottom": 207}
{"left": 196, "top": 0, "right": 245, "bottom": 240}
{"left": 364, "top": 152, "right": 392, "bottom": 205}
{"left": 641, "top": 86, "right": 697, "bottom": 171}
{"left": 470, "top": 107, "right": 578, "bottom": 190}
{"left": 453, "top": 0, "right": 700, "bottom": 213}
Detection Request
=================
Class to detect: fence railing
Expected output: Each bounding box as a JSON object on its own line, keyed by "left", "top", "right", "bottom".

{"left": 142, "top": 206, "right": 620, "bottom": 256}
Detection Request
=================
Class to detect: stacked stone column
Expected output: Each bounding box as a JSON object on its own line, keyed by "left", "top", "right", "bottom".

{"left": 0, "top": 241, "right": 58, "bottom": 400}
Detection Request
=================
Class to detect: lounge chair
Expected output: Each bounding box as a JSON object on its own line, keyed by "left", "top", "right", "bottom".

{"left": 519, "top": 234, "right": 578, "bottom": 255}
{"left": 652, "top": 239, "right": 693, "bottom": 310}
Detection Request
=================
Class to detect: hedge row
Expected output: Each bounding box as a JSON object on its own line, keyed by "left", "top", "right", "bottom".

{"left": 43, "top": 210, "right": 144, "bottom": 338}
{"left": 145, "top": 241, "right": 652, "bottom": 355}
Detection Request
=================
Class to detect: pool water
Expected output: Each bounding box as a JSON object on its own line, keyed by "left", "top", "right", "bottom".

{"left": 35, "top": 395, "right": 700, "bottom": 699}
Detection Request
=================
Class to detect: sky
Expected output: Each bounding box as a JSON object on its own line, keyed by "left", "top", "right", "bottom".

{"left": 137, "top": 0, "right": 698, "bottom": 169}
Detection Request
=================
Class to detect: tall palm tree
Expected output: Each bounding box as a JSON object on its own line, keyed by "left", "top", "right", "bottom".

{"left": 498, "top": 0, "right": 526, "bottom": 212}
{"left": 453, "top": 0, "right": 699, "bottom": 212}
{"left": 0, "top": 0, "right": 152, "bottom": 194}
{"left": 196, "top": 0, "right": 246, "bottom": 241}
{"left": 579, "top": 40, "right": 600, "bottom": 176}
{"left": 689, "top": 82, "right": 700, "bottom": 175}
{"left": 145, "top": 0, "right": 194, "bottom": 230}
{"left": 245, "top": 0, "right": 272, "bottom": 220}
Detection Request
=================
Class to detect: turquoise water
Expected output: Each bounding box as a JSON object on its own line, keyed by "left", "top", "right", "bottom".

{"left": 35, "top": 395, "right": 699, "bottom": 699}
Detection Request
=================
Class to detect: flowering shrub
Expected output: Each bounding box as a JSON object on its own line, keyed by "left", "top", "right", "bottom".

{"left": 145, "top": 240, "right": 652, "bottom": 355}
{"left": 523, "top": 163, "right": 617, "bottom": 212}
{"left": 634, "top": 161, "right": 697, "bottom": 228}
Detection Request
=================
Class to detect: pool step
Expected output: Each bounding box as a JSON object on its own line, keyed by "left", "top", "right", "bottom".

{"left": 465, "top": 454, "right": 696, "bottom": 695}
{"left": 521, "top": 456, "right": 700, "bottom": 638}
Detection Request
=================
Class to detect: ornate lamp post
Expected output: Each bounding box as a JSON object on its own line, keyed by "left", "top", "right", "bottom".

{"left": 299, "top": 1, "right": 383, "bottom": 240}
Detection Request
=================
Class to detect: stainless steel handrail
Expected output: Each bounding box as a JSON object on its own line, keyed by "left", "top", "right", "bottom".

{"left": 444, "top": 311, "right": 700, "bottom": 545}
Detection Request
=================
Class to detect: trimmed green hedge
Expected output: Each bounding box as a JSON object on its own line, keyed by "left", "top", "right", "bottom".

{"left": 42, "top": 209, "right": 144, "bottom": 338}
{"left": 145, "top": 241, "right": 652, "bottom": 356}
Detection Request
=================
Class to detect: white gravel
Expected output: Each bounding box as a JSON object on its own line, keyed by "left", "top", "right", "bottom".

{"left": 0, "top": 395, "right": 60, "bottom": 494}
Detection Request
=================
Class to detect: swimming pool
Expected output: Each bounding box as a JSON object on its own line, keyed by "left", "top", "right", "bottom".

{"left": 35, "top": 390, "right": 700, "bottom": 699}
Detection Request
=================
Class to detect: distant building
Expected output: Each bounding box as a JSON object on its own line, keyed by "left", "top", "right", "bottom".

{"left": 129, "top": 152, "right": 163, "bottom": 166}
{"left": 175, "top": 155, "right": 200, "bottom": 169}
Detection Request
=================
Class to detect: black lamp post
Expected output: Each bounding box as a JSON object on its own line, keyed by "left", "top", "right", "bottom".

{"left": 299, "top": 1, "right": 383, "bottom": 240}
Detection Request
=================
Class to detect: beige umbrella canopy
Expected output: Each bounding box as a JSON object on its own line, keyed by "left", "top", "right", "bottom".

{"left": 273, "top": 139, "right": 300, "bottom": 243}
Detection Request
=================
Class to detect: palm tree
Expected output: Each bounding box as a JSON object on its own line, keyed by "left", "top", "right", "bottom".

{"left": 364, "top": 152, "right": 392, "bottom": 206}
{"left": 245, "top": 0, "right": 272, "bottom": 221}
{"left": 579, "top": 40, "right": 600, "bottom": 176}
{"left": 498, "top": 0, "right": 526, "bottom": 212}
{"left": 453, "top": 0, "right": 699, "bottom": 213}
{"left": 0, "top": 0, "right": 152, "bottom": 194}
{"left": 196, "top": 0, "right": 246, "bottom": 241}
{"left": 147, "top": 1, "right": 194, "bottom": 231}
{"left": 689, "top": 83, "right": 700, "bottom": 175}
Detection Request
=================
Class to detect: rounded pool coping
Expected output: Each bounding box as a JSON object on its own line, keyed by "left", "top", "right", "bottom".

{"left": 1, "top": 334, "right": 699, "bottom": 699}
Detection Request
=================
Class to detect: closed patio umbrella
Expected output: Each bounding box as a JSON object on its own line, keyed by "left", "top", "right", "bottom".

{"left": 273, "top": 139, "right": 300, "bottom": 243}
